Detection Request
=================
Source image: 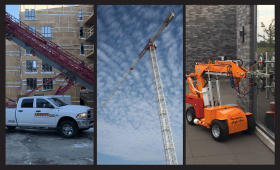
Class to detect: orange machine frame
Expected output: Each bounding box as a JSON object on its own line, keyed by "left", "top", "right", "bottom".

{"left": 186, "top": 60, "right": 252, "bottom": 134}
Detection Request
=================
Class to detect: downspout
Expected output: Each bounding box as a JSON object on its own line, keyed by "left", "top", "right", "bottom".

{"left": 19, "top": 5, "right": 22, "bottom": 92}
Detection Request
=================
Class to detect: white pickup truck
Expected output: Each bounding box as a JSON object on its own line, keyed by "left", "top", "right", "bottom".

{"left": 6, "top": 96, "right": 94, "bottom": 138}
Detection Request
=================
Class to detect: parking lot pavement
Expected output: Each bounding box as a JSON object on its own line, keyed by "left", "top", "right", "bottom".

{"left": 6, "top": 127, "right": 94, "bottom": 165}
{"left": 185, "top": 81, "right": 275, "bottom": 165}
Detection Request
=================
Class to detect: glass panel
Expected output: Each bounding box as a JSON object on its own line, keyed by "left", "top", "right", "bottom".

{"left": 43, "top": 78, "right": 53, "bottom": 90}
{"left": 25, "top": 9, "right": 28, "bottom": 18}
{"left": 255, "top": 5, "right": 275, "bottom": 135}
{"left": 36, "top": 99, "right": 49, "bottom": 108}
{"left": 32, "top": 61, "right": 36, "bottom": 68}
{"left": 21, "top": 99, "right": 33, "bottom": 108}
{"left": 31, "top": 9, "right": 35, "bottom": 18}
{"left": 41, "top": 26, "right": 45, "bottom": 35}
{"left": 81, "top": 43, "right": 84, "bottom": 54}
{"left": 26, "top": 78, "right": 36, "bottom": 90}
{"left": 29, "top": 10, "right": 31, "bottom": 19}
{"left": 48, "top": 26, "right": 51, "bottom": 33}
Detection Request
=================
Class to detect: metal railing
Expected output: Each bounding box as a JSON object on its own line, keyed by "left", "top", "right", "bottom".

{"left": 5, "top": 12, "right": 94, "bottom": 88}
{"left": 85, "top": 25, "right": 94, "bottom": 40}
{"left": 85, "top": 44, "right": 94, "bottom": 58}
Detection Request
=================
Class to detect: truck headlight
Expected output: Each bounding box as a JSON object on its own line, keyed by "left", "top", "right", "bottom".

{"left": 76, "top": 113, "right": 87, "bottom": 119}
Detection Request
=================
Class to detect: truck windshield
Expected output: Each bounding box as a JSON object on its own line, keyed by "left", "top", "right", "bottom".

{"left": 49, "top": 98, "right": 67, "bottom": 107}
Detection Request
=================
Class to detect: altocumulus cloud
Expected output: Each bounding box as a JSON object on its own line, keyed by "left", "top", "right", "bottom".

{"left": 97, "top": 5, "right": 183, "bottom": 165}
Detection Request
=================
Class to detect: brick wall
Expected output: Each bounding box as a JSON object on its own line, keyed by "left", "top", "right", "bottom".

{"left": 185, "top": 5, "right": 237, "bottom": 75}
{"left": 236, "top": 5, "right": 254, "bottom": 113}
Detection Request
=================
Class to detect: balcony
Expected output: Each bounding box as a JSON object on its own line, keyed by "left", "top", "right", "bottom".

{"left": 85, "top": 12, "right": 94, "bottom": 26}
{"left": 85, "top": 25, "right": 94, "bottom": 41}
{"left": 85, "top": 44, "right": 94, "bottom": 58}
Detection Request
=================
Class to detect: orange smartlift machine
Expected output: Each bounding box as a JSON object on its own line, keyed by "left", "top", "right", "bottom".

{"left": 186, "top": 57, "right": 264, "bottom": 142}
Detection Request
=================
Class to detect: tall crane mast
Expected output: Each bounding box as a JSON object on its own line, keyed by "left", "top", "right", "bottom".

{"left": 101, "top": 12, "right": 178, "bottom": 165}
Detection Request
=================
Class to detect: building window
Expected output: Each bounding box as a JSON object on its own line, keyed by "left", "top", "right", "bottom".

{"left": 253, "top": 5, "right": 275, "bottom": 138}
{"left": 42, "top": 61, "right": 53, "bottom": 72}
{"left": 79, "top": 27, "right": 84, "bottom": 38}
{"left": 79, "top": 10, "right": 82, "bottom": 20}
{"left": 80, "top": 43, "right": 84, "bottom": 55}
{"left": 41, "top": 26, "right": 52, "bottom": 38}
{"left": 26, "top": 78, "right": 37, "bottom": 90}
{"left": 26, "top": 60, "right": 37, "bottom": 72}
{"left": 28, "top": 25, "right": 36, "bottom": 35}
{"left": 43, "top": 78, "right": 53, "bottom": 90}
{"left": 25, "top": 50, "right": 32, "bottom": 56}
{"left": 25, "top": 9, "right": 35, "bottom": 20}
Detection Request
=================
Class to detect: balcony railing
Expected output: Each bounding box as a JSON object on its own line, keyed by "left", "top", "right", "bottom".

{"left": 85, "top": 25, "right": 94, "bottom": 41}
{"left": 85, "top": 44, "right": 94, "bottom": 58}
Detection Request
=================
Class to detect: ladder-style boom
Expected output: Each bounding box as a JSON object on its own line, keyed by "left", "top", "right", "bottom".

{"left": 101, "top": 12, "right": 175, "bottom": 108}
{"left": 148, "top": 45, "right": 177, "bottom": 165}
{"left": 151, "top": 12, "right": 175, "bottom": 43}
{"left": 5, "top": 12, "right": 94, "bottom": 92}
{"left": 101, "top": 41, "right": 150, "bottom": 108}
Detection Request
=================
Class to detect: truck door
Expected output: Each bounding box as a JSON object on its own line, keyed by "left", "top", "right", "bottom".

{"left": 34, "top": 98, "right": 56, "bottom": 127}
{"left": 16, "top": 98, "right": 35, "bottom": 126}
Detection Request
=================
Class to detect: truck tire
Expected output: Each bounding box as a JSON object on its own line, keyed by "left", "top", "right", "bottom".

{"left": 59, "top": 120, "right": 78, "bottom": 138}
{"left": 186, "top": 106, "right": 196, "bottom": 125}
{"left": 242, "top": 115, "right": 256, "bottom": 134}
{"left": 211, "top": 120, "right": 229, "bottom": 142}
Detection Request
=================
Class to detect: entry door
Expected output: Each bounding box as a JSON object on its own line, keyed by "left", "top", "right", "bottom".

{"left": 16, "top": 98, "right": 35, "bottom": 126}
{"left": 34, "top": 98, "right": 56, "bottom": 127}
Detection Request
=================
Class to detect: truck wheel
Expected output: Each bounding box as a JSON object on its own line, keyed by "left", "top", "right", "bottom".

{"left": 242, "top": 115, "right": 256, "bottom": 134}
{"left": 211, "top": 120, "right": 229, "bottom": 142}
{"left": 186, "top": 106, "right": 196, "bottom": 125}
{"left": 59, "top": 120, "right": 78, "bottom": 138}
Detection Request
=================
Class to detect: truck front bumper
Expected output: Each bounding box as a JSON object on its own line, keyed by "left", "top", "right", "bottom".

{"left": 76, "top": 119, "right": 94, "bottom": 129}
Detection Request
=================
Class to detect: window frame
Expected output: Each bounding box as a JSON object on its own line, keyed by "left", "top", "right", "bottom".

{"left": 41, "top": 61, "right": 53, "bottom": 73}
{"left": 42, "top": 78, "right": 54, "bottom": 91}
{"left": 26, "top": 78, "right": 37, "bottom": 91}
{"left": 25, "top": 50, "right": 32, "bottom": 56}
{"left": 36, "top": 98, "right": 54, "bottom": 108}
{"left": 25, "top": 9, "right": 36, "bottom": 20}
{"left": 25, "top": 60, "right": 37, "bottom": 72}
{"left": 80, "top": 43, "right": 85, "bottom": 56}
{"left": 41, "top": 26, "right": 52, "bottom": 38}
{"left": 79, "top": 27, "right": 84, "bottom": 38}
{"left": 78, "top": 10, "right": 83, "bottom": 20}
{"left": 21, "top": 98, "right": 34, "bottom": 108}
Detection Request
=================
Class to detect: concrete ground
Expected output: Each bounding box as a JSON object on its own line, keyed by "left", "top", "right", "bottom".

{"left": 185, "top": 81, "right": 275, "bottom": 164}
{"left": 6, "top": 127, "right": 94, "bottom": 165}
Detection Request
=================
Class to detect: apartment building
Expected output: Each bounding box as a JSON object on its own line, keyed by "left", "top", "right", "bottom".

{"left": 5, "top": 4, "right": 94, "bottom": 106}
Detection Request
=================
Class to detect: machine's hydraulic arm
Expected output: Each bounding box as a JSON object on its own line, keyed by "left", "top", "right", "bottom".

{"left": 187, "top": 59, "right": 265, "bottom": 107}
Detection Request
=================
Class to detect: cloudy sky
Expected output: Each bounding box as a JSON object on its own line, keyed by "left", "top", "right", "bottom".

{"left": 97, "top": 5, "right": 183, "bottom": 165}
{"left": 257, "top": 5, "right": 275, "bottom": 42}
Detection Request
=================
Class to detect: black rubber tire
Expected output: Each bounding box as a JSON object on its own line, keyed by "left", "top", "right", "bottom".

{"left": 6, "top": 126, "right": 16, "bottom": 130}
{"left": 59, "top": 120, "right": 78, "bottom": 138}
{"left": 242, "top": 115, "right": 256, "bottom": 134}
{"left": 211, "top": 120, "right": 229, "bottom": 142}
{"left": 186, "top": 106, "right": 196, "bottom": 125}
